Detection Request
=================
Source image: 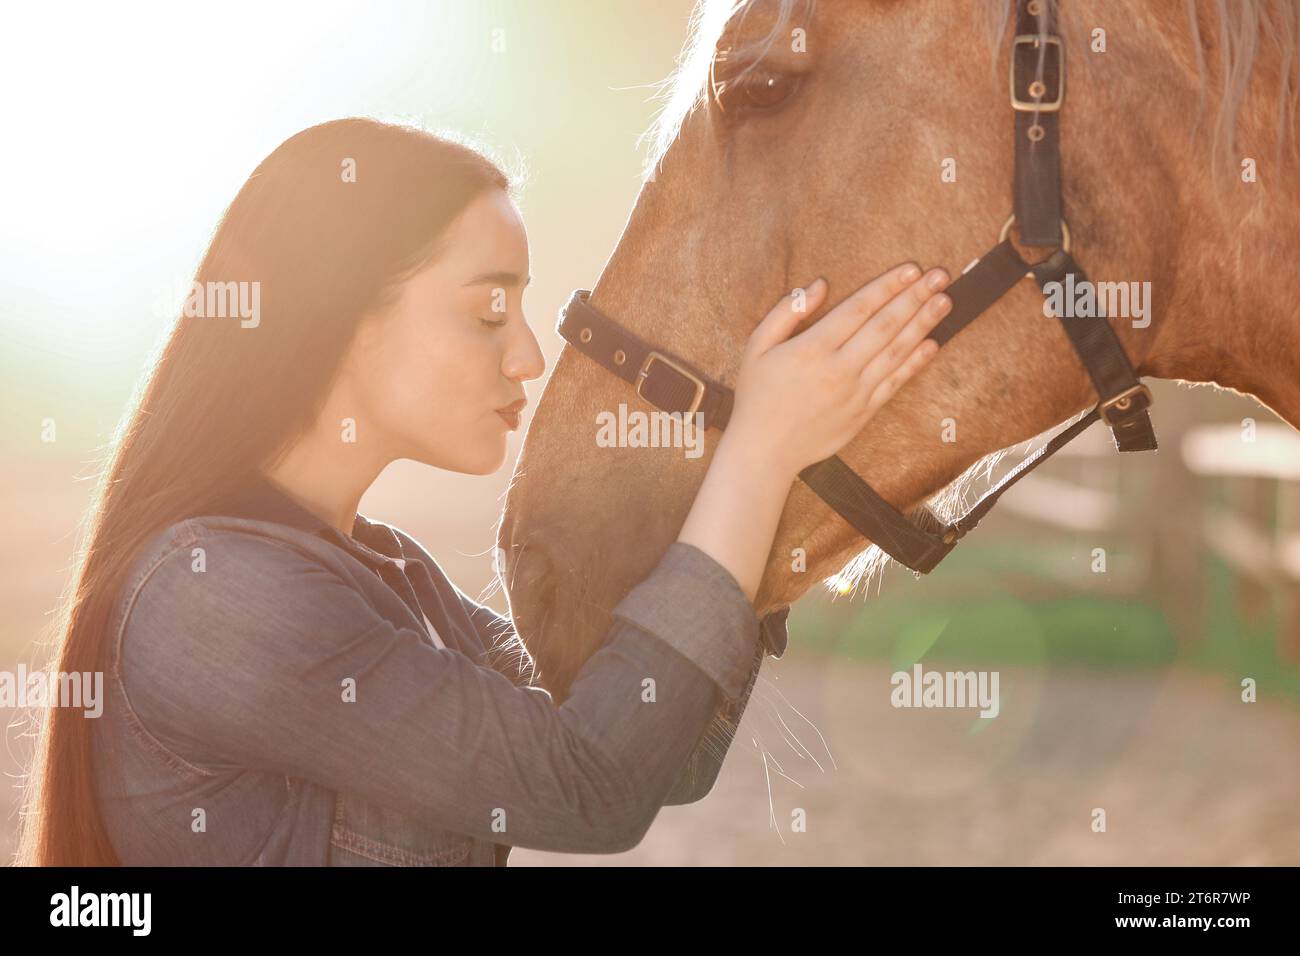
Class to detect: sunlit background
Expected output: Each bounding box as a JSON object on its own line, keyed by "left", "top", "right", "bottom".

{"left": 2, "top": 0, "right": 1297, "bottom": 866}
{"left": 0, "top": 0, "right": 696, "bottom": 648}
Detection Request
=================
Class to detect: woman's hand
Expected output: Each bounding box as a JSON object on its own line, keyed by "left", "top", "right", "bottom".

{"left": 676, "top": 262, "right": 952, "bottom": 601}
{"left": 727, "top": 263, "right": 952, "bottom": 479}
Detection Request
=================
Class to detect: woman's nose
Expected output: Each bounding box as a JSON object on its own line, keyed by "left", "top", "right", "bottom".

{"left": 504, "top": 318, "right": 546, "bottom": 382}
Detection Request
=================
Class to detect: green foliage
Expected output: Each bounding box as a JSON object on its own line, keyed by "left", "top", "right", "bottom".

{"left": 790, "top": 544, "right": 1300, "bottom": 703}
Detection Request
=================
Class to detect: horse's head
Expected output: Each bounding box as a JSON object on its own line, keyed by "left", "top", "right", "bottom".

{"left": 501, "top": 0, "right": 1299, "bottom": 697}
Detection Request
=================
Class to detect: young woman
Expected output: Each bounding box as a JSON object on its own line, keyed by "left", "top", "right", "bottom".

{"left": 17, "top": 118, "right": 952, "bottom": 866}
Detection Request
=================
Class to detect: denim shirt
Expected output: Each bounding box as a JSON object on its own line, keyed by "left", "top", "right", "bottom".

{"left": 92, "top": 478, "right": 788, "bottom": 866}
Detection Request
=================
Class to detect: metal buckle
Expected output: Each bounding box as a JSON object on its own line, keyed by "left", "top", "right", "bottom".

{"left": 636, "top": 351, "right": 706, "bottom": 417}
{"left": 1000, "top": 213, "right": 1071, "bottom": 251}
{"left": 1010, "top": 35, "right": 1064, "bottom": 112}
{"left": 1099, "top": 383, "right": 1153, "bottom": 426}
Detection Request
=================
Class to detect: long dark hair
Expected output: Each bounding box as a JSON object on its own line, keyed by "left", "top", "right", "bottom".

{"left": 16, "top": 117, "right": 511, "bottom": 866}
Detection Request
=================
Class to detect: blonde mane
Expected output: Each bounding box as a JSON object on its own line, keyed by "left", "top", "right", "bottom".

{"left": 642, "top": 0, "right": 1300, "bottom": 184}
{"left": 640, "top": 0, "right": 816, "bottom": 181}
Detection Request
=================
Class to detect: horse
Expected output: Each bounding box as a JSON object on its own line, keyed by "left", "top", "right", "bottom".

{"left": 498, "top": 0, "right": 1300, "bottom": 703}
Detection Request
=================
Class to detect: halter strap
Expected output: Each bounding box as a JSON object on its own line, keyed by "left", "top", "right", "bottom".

{"left": 550, "top": 0, "right": 1157, "bottom": 574}
{"left": 1013, "top": 0, "right": 1065, "bottom": 246}
{"left": 556, "top": 290, "right": 736, "bottom": 431}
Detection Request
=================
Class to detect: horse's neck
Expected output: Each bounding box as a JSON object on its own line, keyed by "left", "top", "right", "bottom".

{"left": 1132, "top": 4, "right": 1300, "bottom": 429}
{"left": 1142, "top": 188, "right": 1300, "bottom": 429}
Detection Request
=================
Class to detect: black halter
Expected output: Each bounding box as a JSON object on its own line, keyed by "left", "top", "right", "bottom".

{"left": 555, "top": 0, "right": 1157, "bottom": 574}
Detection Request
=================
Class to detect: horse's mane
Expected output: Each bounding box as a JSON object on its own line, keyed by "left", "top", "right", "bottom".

{"left": 1184, "top": 0, "right": 1300, "bottom": 181}
{"left": 640, "top": 0, "right": 817, "bottom": 181}
{"left": 643, "top": 0, "right": 1300, "bottom": 185}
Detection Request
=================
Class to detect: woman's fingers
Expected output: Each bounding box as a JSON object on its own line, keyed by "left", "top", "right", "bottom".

{"left": 746, "top": 278, "right": 829, "bottom": 354}
{"left": 854, "top": 289, "right": 951, "bottom": 396}
{"left": 837, "top": 267, "right": 950, "bottom": 370}
{"left": 860, "top": 337, "right": 940, "bottom": 419}
{"left": 801, "top": 262, "right": 922, "bottom": 351}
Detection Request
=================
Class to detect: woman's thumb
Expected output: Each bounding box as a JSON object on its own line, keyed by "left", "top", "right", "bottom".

{"left": 747, "top": 278, "right": 828, "bottom": 354}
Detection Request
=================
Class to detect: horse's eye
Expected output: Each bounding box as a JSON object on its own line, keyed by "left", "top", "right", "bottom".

{"left": 716, "top": 68, "right": 802, "bottom": 115}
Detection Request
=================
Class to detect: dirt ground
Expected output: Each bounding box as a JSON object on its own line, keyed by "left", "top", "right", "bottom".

{"left": 5, "top": 655, "right": 1295, "bottom": 866}
{"left": 511, "top": 656, "right": 1300, "bottom": 866}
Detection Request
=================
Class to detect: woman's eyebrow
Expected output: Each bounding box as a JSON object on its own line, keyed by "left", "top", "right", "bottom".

{"left": 462, "top": 271, "right": 532, "bottom": 288}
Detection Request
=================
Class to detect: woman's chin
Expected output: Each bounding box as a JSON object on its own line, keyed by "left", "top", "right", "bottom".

{"left": 470, "top": 449, "right": 509, "bottom": 475}
{"left": 408, "top": 429, "right": 511, "bottom": 476}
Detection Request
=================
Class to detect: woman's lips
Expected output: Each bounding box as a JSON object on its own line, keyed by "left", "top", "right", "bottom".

{"left": 496, "top": 399, "right": 526, "bottom": 430}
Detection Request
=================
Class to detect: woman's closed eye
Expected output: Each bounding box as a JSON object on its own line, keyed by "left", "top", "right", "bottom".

{"left": 479, "top": 315, "right": 508, "bottom": 329}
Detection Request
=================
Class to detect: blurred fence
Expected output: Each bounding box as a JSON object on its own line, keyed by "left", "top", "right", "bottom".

{"left": 979, "top": 400, "right": 1299, "bottom": 657}
{"left": 1182, "top": 423, "right": 1300, "bottom": 658}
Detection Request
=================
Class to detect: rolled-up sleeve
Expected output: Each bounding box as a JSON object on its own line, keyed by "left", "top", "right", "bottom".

{"left": 450, "top": 543, "right": 777, "bottom": 807}
{"left": 609, "top": 542, "right": 762, "bottom": 702}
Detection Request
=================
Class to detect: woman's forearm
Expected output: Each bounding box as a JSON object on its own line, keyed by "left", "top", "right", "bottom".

{"left": 676, "top": 427, "right": 799, "bottom": 604}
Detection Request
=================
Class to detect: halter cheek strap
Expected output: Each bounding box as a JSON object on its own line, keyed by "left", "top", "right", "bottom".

{"left": 553, "top": 0, "right": 1157, "bottom": 575}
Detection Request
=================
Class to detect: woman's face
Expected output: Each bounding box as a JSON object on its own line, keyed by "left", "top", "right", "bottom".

{"left": 342, "top": 188, "right": 545, "bottom": 475}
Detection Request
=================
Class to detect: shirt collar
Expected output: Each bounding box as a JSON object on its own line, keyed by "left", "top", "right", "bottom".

{"left": 216, "top": 476, "right": 404, "bottom": 563}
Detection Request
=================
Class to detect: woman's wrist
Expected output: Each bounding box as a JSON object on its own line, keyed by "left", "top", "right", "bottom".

{"left": 713, "top": 418, "right": 802, "bottom": 486}
{"left": 711, "top": 428, "right": 801, "bottom": 506}
{"left": 675, "top": 426, "right": 799, "bottom": 603}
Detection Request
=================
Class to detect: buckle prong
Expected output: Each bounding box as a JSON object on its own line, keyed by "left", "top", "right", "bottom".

{"left": 1010, "top": 35, "right": 1064, "bottom": 112}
